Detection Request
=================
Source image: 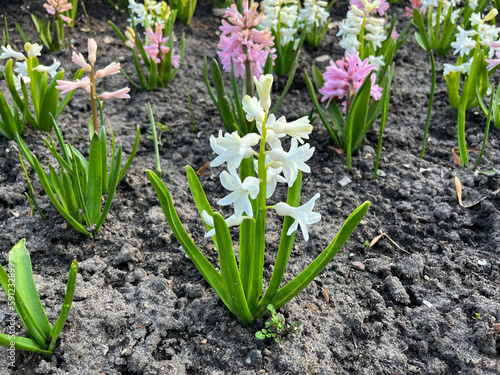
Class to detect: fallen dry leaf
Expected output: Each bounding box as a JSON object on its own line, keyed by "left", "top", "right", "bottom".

{"left": 455, "top": 176, "right": 500, "bottom": 208}
{"left": 370, "top": 233, "right": 409, "bottom": 253}
{"left": 196, "top": 161, "right": 211, "bottom": 176}
{"left": 305, "top": 303, "right": 318, "bottom": 313}
{"left": 321, "top": 288, "right": 330, "bottom": 304}
{"left": 327, "top": 145, "right": 345, "bottom": 155}
{"left": 451, "top": 147, "right": 480, "bottom": 166}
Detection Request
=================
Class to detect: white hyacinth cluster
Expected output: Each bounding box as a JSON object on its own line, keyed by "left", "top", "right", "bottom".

{"left": 206, "top": 74, "right": 321, "bottom": 241}
{"left": 128, "top": 0, "right": 170, "bottom": 29}
{"left": 420, "top": 0, "right": 461, "bottom": 26}
{"left": 337, "top": 0, "right": 387, "bottom": 69}
{"left": 0, "top": 43, "right": 60, "bottom": 90}
{"left": 299, "top": 0, "right": 330, "bottom": 33}
{"left": 261, "top": 0, "right": 299, "bottom": 46}
{"left": 444, "top": 8, "right": 499, "bottom": 76}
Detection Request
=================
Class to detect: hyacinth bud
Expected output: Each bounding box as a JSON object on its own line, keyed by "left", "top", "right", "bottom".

{"left": 88, "top": 38, "right": 97, "bottom": 63}
{"left": 484, "top": 8, "right": 498, "bottom": 22}
{"left": 253, "top": 74, "right": 273, "bottom": 112}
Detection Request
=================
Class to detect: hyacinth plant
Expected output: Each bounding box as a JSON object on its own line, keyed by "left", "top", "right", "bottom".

{"left": 442, "top": 8, "right": 500, "bottom": 167}
{"left": 205, "top": 0, "right": 296, "bottom": 136}
{"left": 305, "top": 51, "right": 393, "bottom": 175}
{"left": 408, "top": 0, "right": 489, "bottom": 157}
{"left": 169, "top": 0, "right": 198, "bottom": 24}
{"left": 16, "top": 0, "right": 78, "bottom": 52}
{"left": 148, "top": 74, "right": 370, "bottom": 324}
{"left": 0, "top": 239, "right": 77, "bottom": 356}
{"left": 110, "top": 5, "right": 185, "bottom": 90}
{"left": 16, "top": 39, "right": 140, "bottom": 237}
{"left": 299, "top": 0, "right": 334, "bottom": 47}
{"left": 337, "top": 0, "right": 410, "bottom": 82}
{"left": 260, "top": 0, "right": 306, "bottom": 77}
{"left": 0, "top": 42, "right": 82, "bottom": 134}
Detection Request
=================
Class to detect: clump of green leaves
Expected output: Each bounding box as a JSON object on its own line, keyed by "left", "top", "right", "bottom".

{"left": 255, "top": 304, "right": 301, "bottom": 342}
{"left": 0, "top": 239, "right": 77, "bottom": 356}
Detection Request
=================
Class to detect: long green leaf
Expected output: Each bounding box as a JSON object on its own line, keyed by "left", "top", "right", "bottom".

{"left": 9, "top": 239, "right": 52, "bottom": 338}
{"left": 87, "top": 133, "right": 103, "bottom": 224}
{"left": 257, "top": 171, "right": 302, "bottom": 316}
{"left": 48, "top": 261, "right": 77, "bottom": 353}
{"left": 118, "top": 125, "right": 140, "bottom": 183}
{"left": 0, "top": 333, "right": 52, "bottom": 355}
{"left": 267, "top": 201, "right": 370, "bottom": 314}
{"left": 213, "top": 213, "right": 254, "bottom": 324}
{"left": 147, "top": 170, "right": 232, "bottom": 310}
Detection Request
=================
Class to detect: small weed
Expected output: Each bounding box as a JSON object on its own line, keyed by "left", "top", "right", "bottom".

{"left": 255, "top": 304, "right": 301, "bottom": 343}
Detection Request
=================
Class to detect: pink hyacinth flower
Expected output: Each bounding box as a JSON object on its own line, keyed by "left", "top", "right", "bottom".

{"left": 98, "top": 88, "right": 131, "bottom": 100}
{"left": 350, "top": 0, "right": 390, "bottom": 16}
{"left": 56, "top": 77, "right": 91, "bottom": 94}
{"left": 142, "top": 23, "right": 180, "bottom": 66}
{"left": 405, "top": 0, "right": 422, "bottom": 17}
{"left": 44, "top": 0, "right": 73, "bottom": 24}
{"left": 96, "top": 62, "right": 121, "bottom": 78}
{"left": 217, "top": 0, "right": 276, "bottom": 79}
{"left": 486, "top": 51, "right": 500, "bottom": 71}
{"left": 319, "top": 51, "right": 383, "bottom": 112}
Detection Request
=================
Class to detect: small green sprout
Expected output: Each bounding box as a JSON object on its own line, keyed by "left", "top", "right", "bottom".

{"left": 147, "top": 122, "right": 169, "bottom": 147}
{"left": 472, "top": 312, "right": 483, "bottom": 320}
{"left": 255, "top": 304, "right": 301, "bottom": 343}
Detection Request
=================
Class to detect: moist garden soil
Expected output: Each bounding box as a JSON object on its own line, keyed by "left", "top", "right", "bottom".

{"left": 1, "top": 1, "right": 500, "bottom": 374}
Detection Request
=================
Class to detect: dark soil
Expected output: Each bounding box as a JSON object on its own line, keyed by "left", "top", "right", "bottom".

{"left": 1, "top": 1, "right": 500, "bottom": 374}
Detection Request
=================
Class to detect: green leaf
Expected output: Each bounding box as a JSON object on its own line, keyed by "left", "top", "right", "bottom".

{"left": 16, "top": 135, "right": 92, "bottom": 236}
{"left": 374, "top": 65, "right": 393, "bottom": 179}
{"left": 457, "top": 77, "right": 469, "bottom": 167}
{"left": 9, "top": 239, "right": 51, "bottom": 341}
{"left": 246, "top": 209, "right": 265, "bottom": 314}
{"left": 118, "top": 125, "right": 140, "bottom": 183}
{"left": 146, "top": 170, "right": 232, "bottom": 311}
{"left": 87, "top": 133, "right": 103, "bottom": 224}
{"left": 304, "top": 69, "right": 342, "bottom": 147}
{"left": 267, "top": 201, "right": 370, "bottom": 313}
{"left": 48, "top": 261, "right": 77, "bottom": 353}
{"left": 344, "top": 75, "right": 371, "bottom": 170}
{"left": 95, "top": 146, "right": 122, "bottom": 234}
{"left": 213, "top": 212, "right": 254, "bottom": 324}
{"left": 0, "top": 333, "right": 52, "bottom": 356}
{"left": 257, "top": 171, "right": 302, "bottom": 316}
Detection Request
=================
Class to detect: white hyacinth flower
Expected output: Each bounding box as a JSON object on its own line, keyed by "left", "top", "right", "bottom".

{"left": 217, "top": 171, "right": 260, "bottom": 217}
{"left": 451, "top": 28, "right": 477, "bottom": 57}
{"left": 201, "top": 210, "right": 247, "bottom": 238}
{"left": 267, "top": 138, "right": 314, "bottom": 187}
{"left": 420, "top": 0, "right": 438, "bottom": 13}
{"left": 14, "top": 61, "right": 29, "bottom": 77}
{"left": 254, "top": 155, "right": 287, "bottom": 198}
{"left": 25, "top": 43, "right": 42, "bottom": 58}
{"left": 13, "top": 74, "right": 31, "bottom": 91}
{"left": 242, "top": 95, "right": 266, "bottom": 123}
{"left": 368, "top": 55, "right": 385, "bottom": 70}
{"left": 339, "top": 34, "right": 360, "bottom": 55}
{"left": 209, "top": 130, "right": 260, "bottom": 173}
{"left": 0, "top": 45, "right": 26, "bottom": 61}
{"left": 261, "top": 0, "right": 299, "bottom": 47}
{"left": 253, "top": 74, "right": 273, "bottom": 112}
{"left": 274, "top": 193, "right": 321, "bottom": 241}
{"left": 33, "top": 59, "right": 61, "bottom": 78}
{"left": 263, "top": 115, "right": 313, "bottom": 144}
{"left": 299, "top": 0, "right": 330, "bottom": 32}
{"left": 443, "top": 57, "right": 473, "bottom": 76}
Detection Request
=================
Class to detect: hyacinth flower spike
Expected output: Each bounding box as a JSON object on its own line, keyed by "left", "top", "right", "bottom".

{"left": 16, "top": 38, "right": 140, "bottom": 237}
{"left": 305, "top": 51, "right": 394, "bottom": 175}
{"left": 148, "top": 73, "right": 370, "bottom": 324}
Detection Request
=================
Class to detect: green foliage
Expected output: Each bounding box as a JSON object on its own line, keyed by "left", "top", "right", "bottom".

{"left": 304, "top": 64, "right": 394, "bottom": 173}
{"left": 203, "top": 55, "right": 298, "bottom": 135}
{"left": 0, "top": 239, "right": 77, "bottom": 356}
{"left": 17, "top": 0, "right": 77, "bottom": 51}
{"left": 2, "top": 57, "right": 83, "bottom": 133}
{"left": 16, "top": 121, "right": 140, "bottom": 237}
{"left": 255, "top": 304, "right": 301, "bottom": 342}
{"left": 168, "top": 0, "right": 197, "bottom": 25}
{"left": 109, "top": 13, "right": 185, "bottom": 91}
{"left": 147, "top": 166, "right": 370, "bottom": 324}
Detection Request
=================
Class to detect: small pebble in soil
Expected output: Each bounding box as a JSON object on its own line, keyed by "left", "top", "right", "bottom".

{"left": 338, "top": 176, "right": 352, "bottom": 187}
{"left": 245, "top": 349, "right": 262, "bottom": 366}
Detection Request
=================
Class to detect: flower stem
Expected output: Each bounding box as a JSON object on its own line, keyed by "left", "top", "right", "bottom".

{"left": 420, "top": 50, "right": 435, "bottom": 158}
{"left": 90, "top": 63, "right": 99, "bottom": 133}
{"left": 244, "top": 46, "right": 254, "bottom": 133}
